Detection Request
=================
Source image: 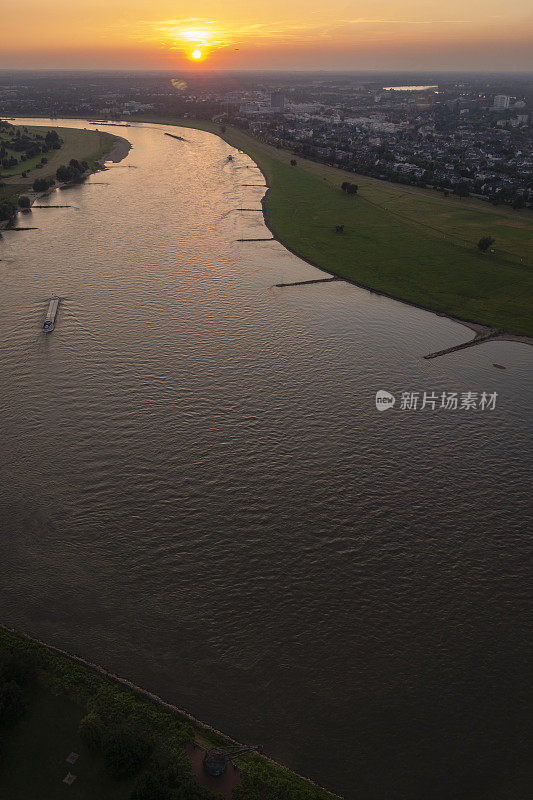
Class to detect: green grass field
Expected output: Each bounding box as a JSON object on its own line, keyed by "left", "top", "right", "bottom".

{"left": 1, "top": 125, "right": 118, "bottom": 181}
{"left": 134, "top": 116, "right": 533, "bottom": 337}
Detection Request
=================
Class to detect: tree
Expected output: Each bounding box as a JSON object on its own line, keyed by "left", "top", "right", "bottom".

{"left": 33, "top": 176, "right": 55, "bottom": 192}
{"left": 290, "top": 159, "right": 297, "bottom": 166}
{"left": 101, "top": 726, "right": 152, "bottom": 778}
{"left": 477, "top": 236, "right": 495, "bottom": 253}
{"left": 78, "top": 713, "right": 105, "bottom": 752}
{"left": 453, "top": 181, "right": 470, "bottom": 198}
{"left": 131, "top": 770, "right": 176, "bottom": 800}
{"left": 56, "top": 164, "right": 74, "bottom": 182}
{"left": 0, "top": 200, "right": 16, "bottom": 222}
{"left": 0, "top": 681, "right": 26, "bottom": 727}
{"left": 0, "top": 650, "right": 37, "bottom": 685}
{"left": 45, "top": 130, "right": 61, "bottom": 148}
{"left": 335, "top": 224, "right": 344, "bottom": 233}
{"left": 18, "top": 196, "right": 31, "bottom": 209}
{"left": 341, "top": 181, "right": 358, "bottom": 195}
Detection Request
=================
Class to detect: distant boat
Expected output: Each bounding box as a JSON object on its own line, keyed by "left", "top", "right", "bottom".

{"left": 43, "top": 296, "right": 59, "bottom": 333}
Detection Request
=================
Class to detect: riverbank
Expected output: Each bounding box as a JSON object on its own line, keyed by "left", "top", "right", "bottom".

{"left": 0, "top": 125, "right": 130, "bottom": 231}
{"left": 0, "top": 626, "right": 340, "bottom": 800}
{"left": 131, "top": 115, "right": 533, "bottom": 342}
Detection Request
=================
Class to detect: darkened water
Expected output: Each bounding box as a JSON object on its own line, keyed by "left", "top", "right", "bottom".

{"left": 1, "top": 120, "right": 531, "bottom": 800}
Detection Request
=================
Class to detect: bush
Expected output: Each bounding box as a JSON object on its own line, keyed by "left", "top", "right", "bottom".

{"left": 0, "top": 681, "right": 26, "bottom": 727}
{"left": 18, "top": 196, "right": 31, "bottom": 209}
{"left": 101, "top": 726, "right": 152, "bottom": 779}
{"left": 78, "top": 712, "right": 105, "bottom": 752}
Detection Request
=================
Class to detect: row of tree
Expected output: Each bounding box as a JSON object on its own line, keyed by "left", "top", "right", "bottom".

{"left": 31, "top": 159, "right": 91, "bottom": 194}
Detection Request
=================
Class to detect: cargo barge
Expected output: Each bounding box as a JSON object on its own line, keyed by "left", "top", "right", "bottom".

{"left": 43, "top": 296, "right": 59, "bottom": 333}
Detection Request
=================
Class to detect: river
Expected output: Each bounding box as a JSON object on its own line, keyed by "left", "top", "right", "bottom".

{"left": 1, "top": 119, "right": 531, "bottom": 800}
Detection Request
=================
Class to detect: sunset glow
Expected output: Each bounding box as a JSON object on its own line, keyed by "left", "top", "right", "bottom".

{"left": 1, "top": 1, "right": 532, "bottom": 69}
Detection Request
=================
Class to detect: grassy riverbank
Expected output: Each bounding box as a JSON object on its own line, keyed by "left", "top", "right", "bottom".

{"left": 0, "top": 125, "right": 120, "bottom": 208}
{"left": 134, "top": 115, "right": 533, "bottom": 337}
{"left": 0, "top": 628, "right": 337, "bottom": 800}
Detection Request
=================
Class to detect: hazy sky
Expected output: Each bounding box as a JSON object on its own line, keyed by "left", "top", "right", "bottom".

{"left": 2, "top": 0, "right": 532, "bottom": 70}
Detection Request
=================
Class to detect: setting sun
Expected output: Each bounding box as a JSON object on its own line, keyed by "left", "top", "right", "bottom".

{"left": 191, "top": 49, "right": 202, "bottom": 60}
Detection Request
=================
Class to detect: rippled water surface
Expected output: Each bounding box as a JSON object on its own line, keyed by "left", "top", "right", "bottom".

{"left": 1, "top": 120, "right": 531, "bottom": 800}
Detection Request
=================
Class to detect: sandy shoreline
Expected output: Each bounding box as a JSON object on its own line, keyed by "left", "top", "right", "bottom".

{"left": 98, "top": 134, "right": 131, "bottom": 165}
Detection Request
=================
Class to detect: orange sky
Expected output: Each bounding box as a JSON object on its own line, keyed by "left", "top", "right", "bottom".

{"left": 2, "top": 0, "right": 532, "bottom": 70}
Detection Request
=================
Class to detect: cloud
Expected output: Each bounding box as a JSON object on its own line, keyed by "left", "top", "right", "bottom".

{"left": 131, "top": 15, "right": 473, "bottom": 55}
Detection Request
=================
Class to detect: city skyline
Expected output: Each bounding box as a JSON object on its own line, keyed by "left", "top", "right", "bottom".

{"left": 2, "top": 0, "right": 533, "bottom": 71}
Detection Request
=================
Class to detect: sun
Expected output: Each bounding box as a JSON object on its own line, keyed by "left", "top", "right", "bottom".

{"left": 191, "top": 49, "right": 202, "bottom": 60}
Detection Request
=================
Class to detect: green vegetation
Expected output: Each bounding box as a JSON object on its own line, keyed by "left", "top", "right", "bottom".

{"left": 0, "top": 123, "right": 119, "bottom": 221}
{"left": 478, "top": 235, "right": 496, "bottom": 253}
{"left": 133, "top": 115, "right": 533, "bottom": 336}
{"left": 0, "top": 629, "right": 336, "bottom": 800}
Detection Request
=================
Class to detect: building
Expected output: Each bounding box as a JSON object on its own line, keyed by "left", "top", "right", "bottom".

{"left": 493, "top": 95, "right": 510, "bottom": 110}
{"left": 270, "top": 91, "right": 285, "bottom": 111}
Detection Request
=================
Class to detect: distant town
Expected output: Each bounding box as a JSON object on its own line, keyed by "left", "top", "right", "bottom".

{"left": 1, "top": 71, "right": 532, "bottom": 207}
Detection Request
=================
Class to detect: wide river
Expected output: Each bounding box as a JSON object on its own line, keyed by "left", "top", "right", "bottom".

{"left": 1, "top": 119, "right": 531, "bottom": 799}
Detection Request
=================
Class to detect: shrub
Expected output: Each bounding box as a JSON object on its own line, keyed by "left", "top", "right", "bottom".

{"left": 0, "top": 681, "right": 26, "bottom": 727}
{"left": 18, "top": 196, "right": 31, "bottom": 209}
{"left": 101, "top": 726, "right": 152, "bottom": 778}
